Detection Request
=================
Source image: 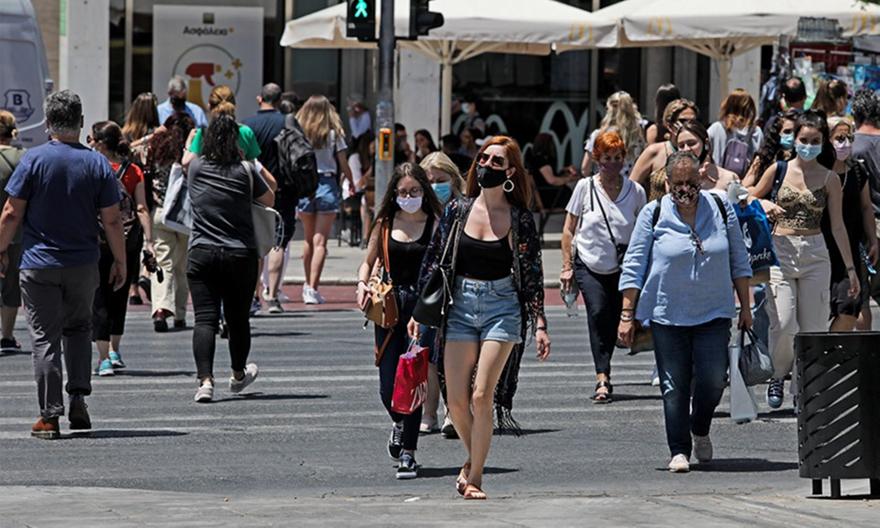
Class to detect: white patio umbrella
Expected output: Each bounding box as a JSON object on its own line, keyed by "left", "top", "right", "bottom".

{"left": 592, "top": 0, "right": 880, "bottom": 96}
{"left": 280, "top": 0, "right": 616, "bottom": 134}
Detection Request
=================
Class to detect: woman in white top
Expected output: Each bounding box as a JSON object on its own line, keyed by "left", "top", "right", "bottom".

{"left": 296, "top": 96, "right": 354, "bottom": 304}
{"left": 561, "top": 131, "right": 647, "bottom": 403}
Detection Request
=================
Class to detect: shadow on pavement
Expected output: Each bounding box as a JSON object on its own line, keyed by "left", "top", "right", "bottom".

{"left": 494, "top": 428, "right": 560, "bottom": 437}
{"left": 418, "top": 466, "right": 519, "bottom": 479}
{"left": 211, "top": 392, "right": 329, "bottom": 403}
{"left": 252, "top": 313, "right": 308, "bottom": 319}
{"left": 250, "top": 330, "right": 309, "bottom": 338}
{"left": 689, "top": 458, "right": 798, "bottom": 473}
{"left": 611, "top": 394, "right": 662, "bottom": 402}
{"left": 0, "top": 350, "right": 30, "bottom": 357}
{"left": 61, "top": 429, "right": 187, "bottom": 440}
{"left": 714, "top": 409, "right": 796, "bottom": 420}
{"left": 115, "top": 370, "right": 195, "bottom": 377}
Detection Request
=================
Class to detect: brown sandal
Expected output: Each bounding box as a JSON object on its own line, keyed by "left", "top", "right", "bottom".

{"left": 591, "top": 380, "right": 613, "bottom": 404}
{"left": 463, "top": 483, "right": 487, "bottom": 500}
{"left": 456, "top": 463, "right": 471, "bottom": 496}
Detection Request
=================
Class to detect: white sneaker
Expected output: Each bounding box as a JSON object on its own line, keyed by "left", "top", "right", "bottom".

{"left": 230, "top": 363, "right": 259, "bottom": 393}
{"left": 261, "top": 286, "right": 271, "bottom": 302}
{"left": 194, "top": 379, "right": 214, "bottom": 403}
{"left": 668, "top": 454, "right": 690, "bottom": 473}
{"left": 313, "top": 289, "right": 326, "bottom": 305}
{"left": 650, "top": 366, "right": 661, "bottom": 387}
{"left": 693, "top": 434, "right": 713, "bottom": 463}
{"left": 302, "top": 285, "right": 318, "bottom": 304}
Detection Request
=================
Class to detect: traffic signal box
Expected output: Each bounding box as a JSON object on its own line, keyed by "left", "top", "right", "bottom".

{"left": 346, "top": 0, "right": 376, "bottom": 41}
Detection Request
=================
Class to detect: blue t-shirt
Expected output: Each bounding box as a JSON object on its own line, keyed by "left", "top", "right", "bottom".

{"left": 242, "top": 109, "right": 286, "bottom": 176}
{"left": 5, "top": 141, "right": 121, "bottom": 270}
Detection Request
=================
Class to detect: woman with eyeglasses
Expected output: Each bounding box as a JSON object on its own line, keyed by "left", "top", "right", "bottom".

{"left": 820, "top": 118, "right": 877, "bottom": 331}
{"left": 630, "top": 99, "right": 700, "bottom": 202}
{"left": 619, "top": 150, "right": 753, "bottom": 473}
{"left": 748, "top": 110, "right": 859, "bottom": 410}
{"left": 356, "top": 163, "right": 442, "bottom": 479}
{"left": 409, "top": 136, "right": 550, "bottom": 499}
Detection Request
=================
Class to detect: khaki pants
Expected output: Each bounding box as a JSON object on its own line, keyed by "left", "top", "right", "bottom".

{"left": 766, "top": 234, "right": 831, "bottom": 393}
{"left": 151, "top": 208, "right": 189, "bottom": 320}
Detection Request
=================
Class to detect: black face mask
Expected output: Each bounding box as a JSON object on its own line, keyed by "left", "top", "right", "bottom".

{"left": 476, "top": 165, "right": 507, "bottom": 189}
{"left": 170, "top": 96, "right": 186, "bottom": 110}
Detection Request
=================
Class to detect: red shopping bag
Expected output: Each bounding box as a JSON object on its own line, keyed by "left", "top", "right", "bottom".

{"left": 391, "top": 340, "right": 429, "bottom": 415}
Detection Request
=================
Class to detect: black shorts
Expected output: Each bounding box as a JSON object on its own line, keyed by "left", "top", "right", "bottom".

{"left": 830, "top": 273, "right": 870, "bottom": 319}
{"left": 275, "top": 192, "right": 298, "bottom": 247}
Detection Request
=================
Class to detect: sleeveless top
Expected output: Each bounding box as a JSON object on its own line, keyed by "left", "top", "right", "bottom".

{"left": 388, "top": 214, "right": 434, "bottom": 287}
{"left": 647, "top": 142, "right": 672, "bottom": 201}
{"left": 456, "top": 231, "right": 514, "bottom": 281}
{"left": 775, "top": 173, "right": 830, "bottom": 231}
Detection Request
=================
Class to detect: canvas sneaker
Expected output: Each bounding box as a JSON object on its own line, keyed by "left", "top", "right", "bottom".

{"left": 388, "top": 422, "right": 404, "bottom": 460}
{"left": 767, "top": 378, "right": 784, "bottom": 409}
{"left": 230, "top": 363, "right": 259, "bottom": 394}
{"left": 668, "top": 454, "right": 690, "bottom": 473}
{"left": 396, "top": 452, "right": 418, "bottom": 480}
{"left": 194, "top": 379, "right": 214, "bottom": 403}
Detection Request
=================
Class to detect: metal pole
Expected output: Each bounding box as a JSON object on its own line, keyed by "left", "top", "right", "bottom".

{"left": 374, "top": 0, "right": 395, "bottom": 212}
{"left": 589, "top": 0, "right": 600, "bottom": 148}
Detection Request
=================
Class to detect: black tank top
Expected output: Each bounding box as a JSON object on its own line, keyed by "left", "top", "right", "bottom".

{"left": 456, "top": 231, "right": 513, "bottom": 281}
{"left": 387, "top": 215, "right": 434, "bottom": 287}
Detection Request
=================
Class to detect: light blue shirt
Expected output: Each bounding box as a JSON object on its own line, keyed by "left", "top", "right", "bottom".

{"left": 619, "top": 192, "right": 752, "bottom": 326}
{"left": 157, "top": 99, "right": 208, "bottom": 129}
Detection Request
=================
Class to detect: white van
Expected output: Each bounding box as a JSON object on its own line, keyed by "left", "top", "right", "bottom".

{"left": 0, "top": 0, "right": 53, "bottom": 148}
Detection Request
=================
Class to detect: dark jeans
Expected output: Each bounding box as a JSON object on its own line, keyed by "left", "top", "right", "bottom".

{"left": 92, "top": 244, "right": 137, "bottom": 341}
{"left": 375, "top": 285, "right": 421, "bottom": 451}
{"left": 574, "top": 260, "right": 622, "bottom": 377}
{"left": 652, "top": 317, "right": 731, "bottom": 458}
{"left": 187, "top": 246, "right": 259, "bottom": 380}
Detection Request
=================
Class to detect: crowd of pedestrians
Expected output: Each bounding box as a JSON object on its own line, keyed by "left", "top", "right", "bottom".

{"left": 2, "top": 74, "right": 879, "bottom": 499}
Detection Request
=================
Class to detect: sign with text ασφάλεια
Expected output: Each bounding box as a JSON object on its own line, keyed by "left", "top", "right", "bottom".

{"left": 152, "top": 5, "right": 263, "bottom": 119}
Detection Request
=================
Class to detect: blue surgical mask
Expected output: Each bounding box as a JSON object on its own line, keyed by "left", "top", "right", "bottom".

{"left": 431, "top": 182, "right": 452, "bottom": 204}
{"left": 779, "top": 133, "right": 795, "bottom": 150}
{"left": 795, "top": 142, "right": 822, "bottom": 162}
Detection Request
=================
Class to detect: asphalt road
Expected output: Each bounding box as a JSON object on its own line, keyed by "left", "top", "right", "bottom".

{"left": 0, "top": 305, "right": 876, "bottom": 526}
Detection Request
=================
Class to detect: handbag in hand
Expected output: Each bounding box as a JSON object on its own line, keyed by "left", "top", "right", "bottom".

{"left": 738, "top": 329, "right": 773, "bottom": 386}
{"left": 363, "top": 222, "right": 399, "bottom": 330}
{"left": 413, "top": 216, "right": 460, "bottom": 327}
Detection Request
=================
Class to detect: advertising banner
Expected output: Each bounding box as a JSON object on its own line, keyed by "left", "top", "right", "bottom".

{"left": 152, "top": 5, "right": 263, "bottom": 119}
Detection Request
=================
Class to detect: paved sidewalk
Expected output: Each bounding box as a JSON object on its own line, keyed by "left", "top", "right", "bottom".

{"left": 2, "top": 485, "right": 878, "bottom": 527}
{"left": 282, "top": 233, "right": 564, "bottom": 286}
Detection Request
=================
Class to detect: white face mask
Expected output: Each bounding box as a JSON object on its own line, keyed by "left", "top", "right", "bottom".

{"left": 396, "top": 196, "right": 422, "bottom": 214}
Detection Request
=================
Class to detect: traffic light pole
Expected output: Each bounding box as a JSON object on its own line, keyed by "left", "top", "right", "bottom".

{"left": 374, "top": 0, "right": 395, "bottom": 213}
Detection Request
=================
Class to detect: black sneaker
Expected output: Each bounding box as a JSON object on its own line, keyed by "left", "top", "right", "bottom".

{"left": 68, "top": 395, "right": 91, "bottom": 431}
{"left": 0, "top": 337, "right": 21, "bottom": 354}
{"left": 396, "top": 452, "right": 418, "bottom": 480}
{"left": 153, "top": 315, "right": 168, "bottom": 333}
{"left": 387, "top": 422, "right": 403, "bottom": 460}
{"left": 767, "top": 378, "right": 784, "bottom": 409}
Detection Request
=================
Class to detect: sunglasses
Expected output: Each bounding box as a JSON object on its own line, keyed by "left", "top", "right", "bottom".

{"left": 478, "top": 153, "right": 507, "bottom": 169}
{"left": 690, "top": 229, "right": 704, "bottom": 256}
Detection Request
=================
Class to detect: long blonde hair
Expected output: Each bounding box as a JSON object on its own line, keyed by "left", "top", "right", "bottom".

{"left": 599, "top": 91, "right": 644, "bottom": 162}
{"left": 419, "top": 151, "right": 464, "bottom": 195}
{"left": 296, "top": 95, "right": 346, "bottom": 149}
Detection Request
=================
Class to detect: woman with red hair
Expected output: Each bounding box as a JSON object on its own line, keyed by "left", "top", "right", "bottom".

{"left": 409, "top": 135, "right": 550, "bottom": 500}
{"left": 561, "top": 131, "right": 646, "bottom": 403}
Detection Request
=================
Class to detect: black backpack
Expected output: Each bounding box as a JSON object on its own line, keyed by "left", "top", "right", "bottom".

{"left": 274, "top": 116, "right": 319, "bottom": 201}
{"left": 99, "top": 161, "right": 143, "bottom": 252}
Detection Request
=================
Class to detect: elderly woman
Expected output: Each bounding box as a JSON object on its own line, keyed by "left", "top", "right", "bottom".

{"left": 618, "top": 150, "right": 752, "bottom": 473}
{"left": 561, "top": 131, "right": 646, "bottom": 403}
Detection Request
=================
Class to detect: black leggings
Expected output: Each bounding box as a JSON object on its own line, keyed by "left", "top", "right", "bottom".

{"left": 92, "top": 244, "right": 138, "bottom": 341}
{"left": 187, "top": 246, "right": 259, "bottom": 380}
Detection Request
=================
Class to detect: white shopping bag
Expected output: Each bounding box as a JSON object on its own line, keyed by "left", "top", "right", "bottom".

{"left": 729, "top": 341, "right": 758, "bottom": 424}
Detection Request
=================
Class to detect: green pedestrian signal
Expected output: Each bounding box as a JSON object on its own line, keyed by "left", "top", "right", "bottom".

{"left": 346, "top": 0, "right": 376, "bottom": 41}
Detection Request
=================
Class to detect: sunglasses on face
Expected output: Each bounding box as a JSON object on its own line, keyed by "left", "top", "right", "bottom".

{"left": 478, "top": 153, "right": 508, "bottom": 169}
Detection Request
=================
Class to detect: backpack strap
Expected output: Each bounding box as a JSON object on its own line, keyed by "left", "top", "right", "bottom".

{"left": 114, "top": 160, "right": 132, "bottom": 181}
{"left": 709, "top": 193, "right": 725, "bottom": 220}
{"left": 770, "top": 159, "right": 788, "bottom": 203}
{"left": 651, "top": 198, "right": 662, "bottom": 229}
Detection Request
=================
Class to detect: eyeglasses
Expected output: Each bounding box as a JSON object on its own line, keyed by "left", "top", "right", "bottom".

{"left": 478, "top": 153, "right": 507, "bottom": 169}
{"left": 397, "top": 187, "right": 423, "bottom": 198}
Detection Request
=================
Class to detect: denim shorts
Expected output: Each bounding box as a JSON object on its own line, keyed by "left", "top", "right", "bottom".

{"left": 445, "top": 276, "right": 522, "bottom": 344}
{"left": 298, "top": 173, "right": 340, "bottom": 214}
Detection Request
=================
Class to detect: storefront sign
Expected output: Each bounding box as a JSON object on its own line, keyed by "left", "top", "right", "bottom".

{"left": 152, "top": 5, "right": 263, "bottom": 118}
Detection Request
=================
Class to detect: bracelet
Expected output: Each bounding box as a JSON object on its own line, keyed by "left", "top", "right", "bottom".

{"left": 620, "top": 307, "right": 635, "bottom": 313}
{"left": 846, "top": 266, "right": 856, "bottom": 272}
{"left": 536, "top": 325, "right": 548, "bottom": 332}
{"left": 620, "top": 314, "right": 634, "bottom": 322}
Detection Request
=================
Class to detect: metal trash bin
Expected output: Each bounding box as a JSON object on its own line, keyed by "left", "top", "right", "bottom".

{"left": 795, "top": 332, "right": 880, "bottom": 499}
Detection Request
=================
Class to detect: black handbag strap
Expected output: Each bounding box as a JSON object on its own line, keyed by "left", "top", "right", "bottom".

{"left": 590, "top": 177, "right": 618, "bottom": 247}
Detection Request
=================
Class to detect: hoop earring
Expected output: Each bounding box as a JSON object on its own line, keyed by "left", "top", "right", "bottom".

{"left": 502, "top": 179, "right": 515, "bottom": 193}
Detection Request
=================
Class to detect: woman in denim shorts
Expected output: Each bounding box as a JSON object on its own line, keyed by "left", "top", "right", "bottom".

{"left": 410, "top": 136, "right": 550, "bottom": 500}
{"left": 295, "top": 96, "right": 354, "bottom": 304}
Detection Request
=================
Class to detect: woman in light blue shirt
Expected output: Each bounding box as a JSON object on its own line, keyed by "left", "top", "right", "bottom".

{"left": 618, "top": 151, "right": 752, "bottom": 473}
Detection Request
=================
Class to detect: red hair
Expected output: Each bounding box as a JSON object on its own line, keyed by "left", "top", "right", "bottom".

{"left": 464, "top": 136, "right": 532, "bottom": 209}
{"left": 592, "top": 130, "right": 626, "bottom": 160}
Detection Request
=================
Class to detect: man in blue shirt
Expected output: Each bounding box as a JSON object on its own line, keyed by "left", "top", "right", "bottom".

{"left": 243, "top": 83, "right": 296, "bottom": 313}
{"left": 157, "top": 75, "right": 208, "bottom": 129}
{"left": 0, "top": 90, "right": 127, "bottom": 439}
